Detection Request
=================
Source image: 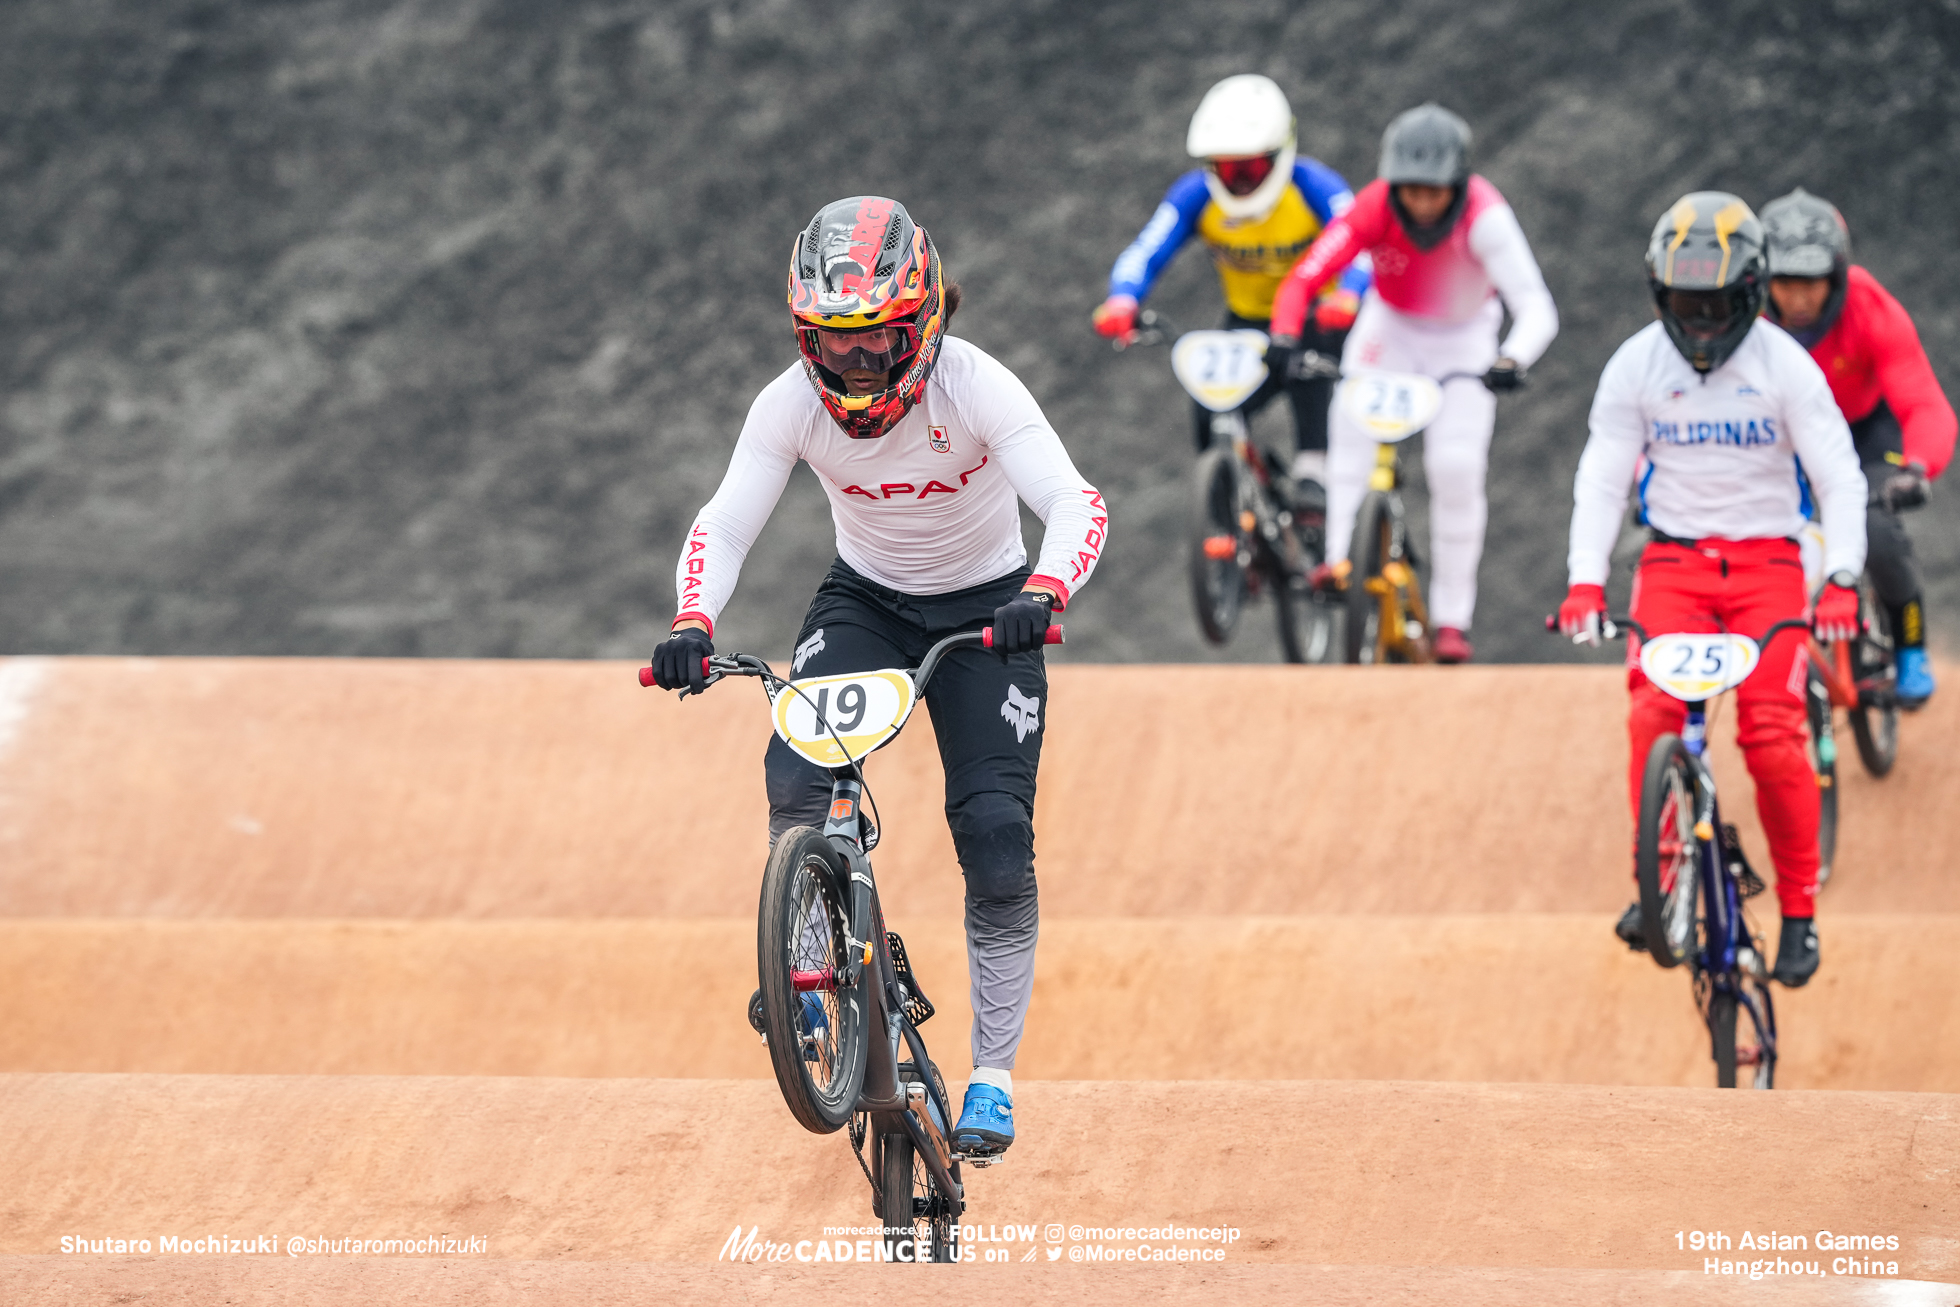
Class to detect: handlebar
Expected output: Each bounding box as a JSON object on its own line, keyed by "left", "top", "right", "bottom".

{"left": 639, "top": 623, "right": 1065, "bottom": 692}
{"left": 1541, "top": 613, "right": 1815, "bottom": 649}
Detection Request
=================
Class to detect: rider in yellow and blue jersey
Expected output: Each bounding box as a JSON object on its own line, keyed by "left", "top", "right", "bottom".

{"left": 1094, "top": 74, "right": 1371, "bottom": 471}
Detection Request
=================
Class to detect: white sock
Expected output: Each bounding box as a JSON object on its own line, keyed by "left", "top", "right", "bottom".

{"left": 969, "top": 1066, "right": 1013, "bottom": 1095}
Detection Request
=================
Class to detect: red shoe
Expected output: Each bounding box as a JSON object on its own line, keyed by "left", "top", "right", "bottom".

{"left": 1309, "top": 560, "right": 1349, "bottom": 593}
{"left": 1433, "top": 627, "right": 1473, "bottom": 663}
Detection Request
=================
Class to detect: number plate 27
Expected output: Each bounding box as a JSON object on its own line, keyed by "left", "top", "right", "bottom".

{"left": 770, "top": 669, "right": 917, "bottom": 767}
{"left": 1638, "top": 632, "right": 1762, "bottom": 702}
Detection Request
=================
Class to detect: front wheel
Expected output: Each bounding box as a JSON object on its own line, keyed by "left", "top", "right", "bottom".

{"left": 1188, "top": 447, "right": 1247, "bottom": 645}
{"left": 1635, "top": 735, "right": 1701, "bottom": 969}
{"left": 757, "top": 827, "right": 868, "bottom": 1134}
{"left": 1342, "top": 491, "right": 1393, "bottom": 664}
{"left": 1847, "top": 581, "right": 1898, "bottom": 777}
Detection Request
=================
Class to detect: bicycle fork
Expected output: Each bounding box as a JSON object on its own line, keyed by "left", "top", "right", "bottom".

{"left": 824, "top": 773, "right": 967, "bottom": 1210}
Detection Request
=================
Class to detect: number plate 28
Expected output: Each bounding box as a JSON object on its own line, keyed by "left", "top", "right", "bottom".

{"left": 1336, "top": 370, "right": 1443, "bottom": 443}
{"left": 1638, "top": 632, "right": 1762, "bottom": 702}
{"left": 771, "top": 669, "right": 917, "bottom": 767}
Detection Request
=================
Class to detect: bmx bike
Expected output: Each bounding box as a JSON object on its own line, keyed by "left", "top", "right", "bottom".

{"left": 641, "top": 622, "right": 1063, "bottom": 1262}
{"left": 1302, "top": 360, "right": 1495, "bottom": 664}
{"left": 1129, "top": 309, "right": 1333, "bottom": 663}
{"left": 1566, "top": 615, "right": 1821, "bottom": 1088}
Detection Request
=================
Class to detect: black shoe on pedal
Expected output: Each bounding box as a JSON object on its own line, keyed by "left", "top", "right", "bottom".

{"left": 1614, "top": 902, "right": 1646, "bottom": 952}
{"left": 1772, "top": 917, "right": 1820, "bottom": 987}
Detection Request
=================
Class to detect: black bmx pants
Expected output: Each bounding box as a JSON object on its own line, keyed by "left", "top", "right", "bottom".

{"left": 764, "top": 558, "right": 1046, "bottom": 1070}
{"left": 1850, "top": 402, "right": 1926, "bottom": 647}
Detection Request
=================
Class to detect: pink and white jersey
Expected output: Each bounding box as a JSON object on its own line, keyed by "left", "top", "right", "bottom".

{"left": 675, "top": 337, "right": 1107, "bottom": 632}
{"left": 1568, "top": 320, "right": 1867, "bottom": 587}
{"left": 1271, "top": 176, "right": 1557, "bottom": 366}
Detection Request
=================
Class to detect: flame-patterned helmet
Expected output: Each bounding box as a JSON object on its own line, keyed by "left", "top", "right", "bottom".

{"left": 1645, "top": 192, "right": 1767, "bottom": 374}
{"left": 788, "top": 196, "right": 946, "bottom": 439}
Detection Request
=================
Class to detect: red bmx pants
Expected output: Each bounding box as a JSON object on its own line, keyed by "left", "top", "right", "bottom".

{"left": 1627, "top": 537, "right": 1818, "bottom": 918}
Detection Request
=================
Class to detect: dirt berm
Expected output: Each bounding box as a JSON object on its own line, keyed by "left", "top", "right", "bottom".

{"left": 2, "top": 657, "right": 1954, "bottom": 917}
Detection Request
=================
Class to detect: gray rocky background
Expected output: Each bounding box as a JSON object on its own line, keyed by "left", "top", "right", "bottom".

{"left": 2, "top": 0, "right": 1956, "bottom": 663}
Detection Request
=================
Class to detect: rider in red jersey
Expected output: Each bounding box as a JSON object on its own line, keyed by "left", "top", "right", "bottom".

{"left": 1269, "top": 104, "right": 1557, "bottom": 663}
{"left": 1760, "top": 188, "right": 1955, "bottom": 709}
{"left": 1559, "top": 193, "right": 1867, "bottom": 988}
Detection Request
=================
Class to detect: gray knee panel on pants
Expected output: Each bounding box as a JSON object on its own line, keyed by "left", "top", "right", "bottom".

{"left": 950, "top": 791, "right": 1039, "bottom": 1070}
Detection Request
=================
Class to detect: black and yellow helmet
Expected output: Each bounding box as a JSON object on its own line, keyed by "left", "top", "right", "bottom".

{"left": 1645, "top": 192, "right": 1767, "bottom": 373}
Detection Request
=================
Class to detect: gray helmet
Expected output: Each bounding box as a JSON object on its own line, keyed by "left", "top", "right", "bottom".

{"left": 1379, "top": 103, "right": 1472, "bottom": 248}
{"left": 1761, "top": 186, "right": 1850, "bottom": 343}
{"left": 1645, "top": 191, "right": 1767, "bottom": 373}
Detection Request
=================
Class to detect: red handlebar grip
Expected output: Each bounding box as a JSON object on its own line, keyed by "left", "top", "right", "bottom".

{"left": 638, "top": 665, "right": 655, "bottom": 687}
{"left": 1543, "top": 614, "right": 1557, "bottom": 632}
{"left": 981, "top": 624, "right": 1065, "bottom": 649}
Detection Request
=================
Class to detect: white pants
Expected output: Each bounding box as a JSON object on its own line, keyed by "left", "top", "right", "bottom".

{"left": 1324, "top": 293, "right": 1501, "bottom": 633}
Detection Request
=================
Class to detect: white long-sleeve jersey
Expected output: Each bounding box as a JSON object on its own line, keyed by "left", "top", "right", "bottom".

{"left": 675, "top": 337, "right": 1108, "bottom": 631}
{"left": 1568, "top": 319, "right": 1866, "bottom": 588}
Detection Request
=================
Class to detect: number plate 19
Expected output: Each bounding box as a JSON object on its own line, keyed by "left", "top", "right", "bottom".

{"left": 1638, "top": 632, "right": 1762, "bottom": 702}
{"left": 771, "top": 669, "right": 918, "bottom": 767}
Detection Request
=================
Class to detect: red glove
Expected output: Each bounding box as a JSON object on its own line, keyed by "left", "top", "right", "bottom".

{"left": 1312, "top": 289, "right": 1360, "bottom": 333}
{"left": 1812, "top": 583, "right": 1861, "bottom": 644}
{"left": 1558, "top": 583, "right": 1608, "bottom": 644}
{"left": 1092, "top": 295, "right": 1139, "bottom": 340}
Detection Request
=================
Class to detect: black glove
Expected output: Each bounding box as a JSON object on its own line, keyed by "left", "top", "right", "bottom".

{"left": 652, "top": 627, "right": 714, "bottom": 692}
{"left": 1482, "top": 357, "right": 1526, "bottom": 392}
{"left": 1263, "top": 337, "right": 1300, "bottom": 385}
{"left": 1882, "top": 462, "right": 1929, "bottom": 511}
{"left": 990, "top": 591, "right": 1055, "bottom": 655}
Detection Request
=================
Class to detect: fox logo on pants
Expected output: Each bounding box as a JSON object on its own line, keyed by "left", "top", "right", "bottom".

{"left": 793, "top": 629, "right": 825, "bottom": 673}
{"left": 1000, "top": 684, "right": 1040, "bottom": 743}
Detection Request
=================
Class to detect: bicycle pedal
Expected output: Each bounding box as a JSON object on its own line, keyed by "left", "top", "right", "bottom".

{"left": 887, "top": 932, "right": 936, "bottom": 1027}
{"left": 958, "top": 1151, "right": 1006, "bottom": 1168}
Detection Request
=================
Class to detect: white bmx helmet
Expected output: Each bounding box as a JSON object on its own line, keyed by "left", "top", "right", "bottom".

{"left": 1185, "top": 74, "right": 1298, "bottom": 222}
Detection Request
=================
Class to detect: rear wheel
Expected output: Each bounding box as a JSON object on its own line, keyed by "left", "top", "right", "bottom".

{"left": 757, "top": 827, "right": 867, "bottom": 1133}
{"left": 878, "top": 1061, "right": 958, "bottom": 1263}
{"left": 1342, "top": 491, "right": 1392, "bottom": 664}
{"left": 1189, "top": 448, "right": 1246, "bottom": 645}
{"left": 1847, "top": 581, "right": 1898, "bottom": 777}
{"left": 1635, "top": 735, "right": 1701, "bottom": 969}
{"left": 1804, "top": 664, "right": 1838, "bottom": 886}
{"left": 1706, "top": 978, "right": 1777, "bottom": 1089}
{"left": 1709, "top": 990, "right": 1739, "bottom": 1087}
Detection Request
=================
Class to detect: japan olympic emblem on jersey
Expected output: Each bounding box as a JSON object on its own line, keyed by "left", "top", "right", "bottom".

{"left": 929, "top": 425, "right": 951, "bottom": 453}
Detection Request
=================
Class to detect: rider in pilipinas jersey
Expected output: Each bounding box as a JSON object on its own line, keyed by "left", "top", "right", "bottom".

{"left": 675, "top": 335, "right": 1107, "bottom": 632}
{"left": 1270, "top": 175, "right": 1556, "bottom": 358}
{"left": 1109, "top": 159, "right": 1371, "bottom": 319}
{"left": 1805, "top": 265, "right": 1956, "bottom": 479}
{"left": 1569, "top": 316, "right": 1865, "bottom": 921}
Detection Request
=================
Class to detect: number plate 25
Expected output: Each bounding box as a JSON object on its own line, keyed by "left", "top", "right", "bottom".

{"left": 1638, "top": 632, "right": 1762, "bottom": 702}
{"left": 771, "top": 669, "right": 917, "bottom": 767}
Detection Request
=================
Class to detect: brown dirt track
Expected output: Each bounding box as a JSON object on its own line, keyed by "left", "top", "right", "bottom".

{"left": 2, "top": 655, "right": 1956, "bottom": 1302}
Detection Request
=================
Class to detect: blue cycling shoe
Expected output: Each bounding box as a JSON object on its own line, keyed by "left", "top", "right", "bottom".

{"left": 1896, "top": 647, "right": 1935, "bottom": 711}
{"left": 953, "top": 1082, "right": 1014, "bottom": 1156}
